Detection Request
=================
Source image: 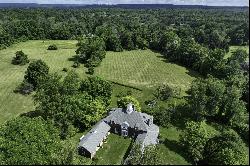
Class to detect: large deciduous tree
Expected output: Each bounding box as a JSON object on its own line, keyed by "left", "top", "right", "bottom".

{"left": 76, "top": 35, "right": 106, "bottom": 68}
{"left": 203, "top": 130, "right": 247, "bottom": 165}
{"left": 80, "top": 76, "right": 112, "bottom": 106}
{"left": 180, "top": 121, "right": 210, "bottom": 164}
{"left": 0, "top": 116, "right": 72, "bottom": 165}
{"left": 24, "top": 59, "right": 49, "bottom": 88}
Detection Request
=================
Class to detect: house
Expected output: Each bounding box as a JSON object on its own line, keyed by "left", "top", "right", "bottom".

{"left": 78, "top": 103, "right": 159, "bottom": 158}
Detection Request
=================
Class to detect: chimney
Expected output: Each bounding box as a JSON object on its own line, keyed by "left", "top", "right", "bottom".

{"left": 126, "top": 103, "right": 134, "bottom": 114}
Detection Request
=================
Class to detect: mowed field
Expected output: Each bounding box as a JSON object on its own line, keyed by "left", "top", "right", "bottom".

{"left": 0, "top": 40, "right": 198, "bottom": 124}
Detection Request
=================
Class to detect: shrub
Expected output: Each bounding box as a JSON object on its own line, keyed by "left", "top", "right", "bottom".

{"left": 12, "top": 50, "right": 29, "bottom": 65}
{"left": 154, "top": 108, "right": 174, "bottom": 128}
{"left": 62, "top": 68, "right": 68, "bottom": 72}
{"left": 14, "top": 81, "right": 34, "bottom": 95}
{"left": 87, "top": 66, "right": 94, "bottom": 75}
{"left": 117, "top": 96, "right": 141, "bottom": 112}
{"left": 47, "top": 44, "right": 58, "bottom": 50}
{"left": 154, "top": 84, "right": 180, "bottom": 101}
{"left": 72, "top": 61, "right": 80, "bottom": 68}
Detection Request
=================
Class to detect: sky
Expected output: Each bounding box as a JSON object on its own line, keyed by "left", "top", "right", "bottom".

{"left": 0, "top": 0, "right": 249, "bottom": 6}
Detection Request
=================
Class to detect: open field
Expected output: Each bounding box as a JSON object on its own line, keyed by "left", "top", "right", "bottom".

{"left": 225, "top": 45, "right": 249, "bottom": 61}
{"left": 0, "top": 40, "right": 198, "bottom": 124}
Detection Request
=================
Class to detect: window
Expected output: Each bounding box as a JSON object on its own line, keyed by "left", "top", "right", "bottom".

{"left": 122, "top": 130, "right": 128, "bottom": 137}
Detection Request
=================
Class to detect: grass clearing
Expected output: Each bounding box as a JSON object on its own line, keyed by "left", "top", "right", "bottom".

{"left": 225, "top": 45, "right": 249, "bottom": 61}
{"left": 0, "top": 40, "right": 198, "bottom": 124}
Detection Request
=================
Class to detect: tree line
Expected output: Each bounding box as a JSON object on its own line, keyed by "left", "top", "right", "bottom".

{"left": 0, "top": 8, "right": 248, "bottom": 50}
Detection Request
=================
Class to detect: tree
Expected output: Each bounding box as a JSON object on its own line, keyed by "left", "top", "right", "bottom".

{"left": 12, "top": 50, "right": 29, "bottom": 65}
{"left": 80, "top": 76, "right": 112, "bottom": 106}
{"left": 117, "top": 96, "right": 141, "bottom": 112}
{"left": 35, "top": 72, "right": 107, "bottom": 133}
{"left": 47, "top": 44, "right": 58, "bottom": 50}
{"left": 228, "top": 49, "right": 248, "bottom": 64}
{"left": 24, "top": 59, "right": 49, "bottom": 88}
{"left": 180, "top": 121, "right": 210, "bottom": 164}
{"left": 174, "top": 38, "right": 208, "bottom": 71}
{"left": 203, "top": 129, "right": 247, "bottom": 165}
{"left": 121, "top": 31, "right": 135, "bottom": 50}
{"left": 154, "top": 84, "right": 180, "bottom": 101}
{"left": 159, "top": 31, "right": 181, "bottom": 56}
{"left": 75, "top": 35, "right": 106, "bottom": 67}
{"left": 125, "top": 144, "right": 161, "bottom": 165}
{"left": 95, "top": 24, "right": 123, "bottom": 52}
{"left": 154, "top": 107, "right": 173, "bottom": 128}
{"left": 0, "top": 116, "right": 72, "bottom": 165}
{"left": 201, "top": 48, "right": 227, "bottom": 77}
{"left": 189, "top": 76, "right": 226, "bottom": 121}
{"left": 220, "top": 86, "right": 247, "bottom": 125}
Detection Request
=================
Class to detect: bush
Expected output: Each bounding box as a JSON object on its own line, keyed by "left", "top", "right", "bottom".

{"left": 154, "top": 84, "right": 180, "bottom": 101}
{"left": 154, "top": 108, "right": 174, "bottom": 128}
{"left": 12, "top": 50, "right": 29, "bottom": 65}
{"left": 117, "top": 96, "right": 141, "bottom": 112}
{"left": 87, "top": 66, "right": 94, "bottom": 75}
{"left": 62, "top": 68, "right": 68, "bottom": 72}
{"left": 47, "top": 44, "right": 58, "bottom": 50}
{"left": 14, "top": 81, "right": 34, "bottom": 95}
{"left": 72, "top": 61, "right": 80, "bottom": 68}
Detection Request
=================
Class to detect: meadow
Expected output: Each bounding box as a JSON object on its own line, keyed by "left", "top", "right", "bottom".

{"left": 0, "top": 40, "right": 198, "bottom": 123}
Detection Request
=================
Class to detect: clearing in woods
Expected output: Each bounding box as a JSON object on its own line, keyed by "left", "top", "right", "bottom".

{"left": 0, "top": 40, "right": 198, "bottom": 123}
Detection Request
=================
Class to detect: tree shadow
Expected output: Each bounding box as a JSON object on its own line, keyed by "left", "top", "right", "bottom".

{"left": 68, "top": 55, "right": 78, "bottom": 62}
{"left": 163, "top": 138, "right": 193, "bottom": 164}
{"left": 152, "top": 49, "right": 202, "bottom": 79}
{"left": 171, "top": 104, "right": 194, "bottom": 130}
{"left": 20, "top": 110, "right": 42, "bottom": 118}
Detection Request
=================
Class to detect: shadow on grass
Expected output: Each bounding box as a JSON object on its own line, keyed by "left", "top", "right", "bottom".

{"left": 171, "top": 104, "right": 194, "bottom": 130}
{"left": 20, "top": 110, "right": 42, "bottom": 118}
{"left": 68, "top": 55, "right": 78, "bottom": 62}
{"left": 164, "top": 138, "right": 193, "bottom": 164}
{"left": 152, "top": 49, "right": 202, "bottom": 79}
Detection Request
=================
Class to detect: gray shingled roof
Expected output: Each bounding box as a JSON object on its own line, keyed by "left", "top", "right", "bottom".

{"left": 136, "top": 124, "right": 159, "bottom": 146}
{"left": 103, "top": 108, "right": 150, "bottom": 131}
{"left": 78, "top": 121, "right": 110, "bottom": 154}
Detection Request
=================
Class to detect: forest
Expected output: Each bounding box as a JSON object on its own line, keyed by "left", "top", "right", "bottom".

{"left": 0, "top": 6, "right": 249, "bottom": 165}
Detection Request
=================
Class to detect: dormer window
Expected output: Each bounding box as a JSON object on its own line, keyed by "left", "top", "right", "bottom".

{"left": 121, "top": 121, "right": 129, "bottom": 137}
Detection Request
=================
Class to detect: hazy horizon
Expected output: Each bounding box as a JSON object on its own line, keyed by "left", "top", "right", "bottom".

{"left": 0, "top": 0, "right": 249, "bottom": 7}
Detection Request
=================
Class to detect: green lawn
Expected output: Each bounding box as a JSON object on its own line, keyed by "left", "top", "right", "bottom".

{"left": 96, "top": 50, "right": 198, "bottom": 91}
{"left": 225, "top": 45, "right": 249, "bottom": 61}
{"left": 0, "top": 40, "right": 198, "bottom": 124}
{"left": 93, "top": 133, "right": 132, "bottom": 165}
{"left": 158, "top": 127, "right": 191, "bottom": 165}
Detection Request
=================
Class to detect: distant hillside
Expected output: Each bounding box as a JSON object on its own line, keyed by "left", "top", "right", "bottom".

{"left": 0, "top": 3, "right": 249, "bottom": 9}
